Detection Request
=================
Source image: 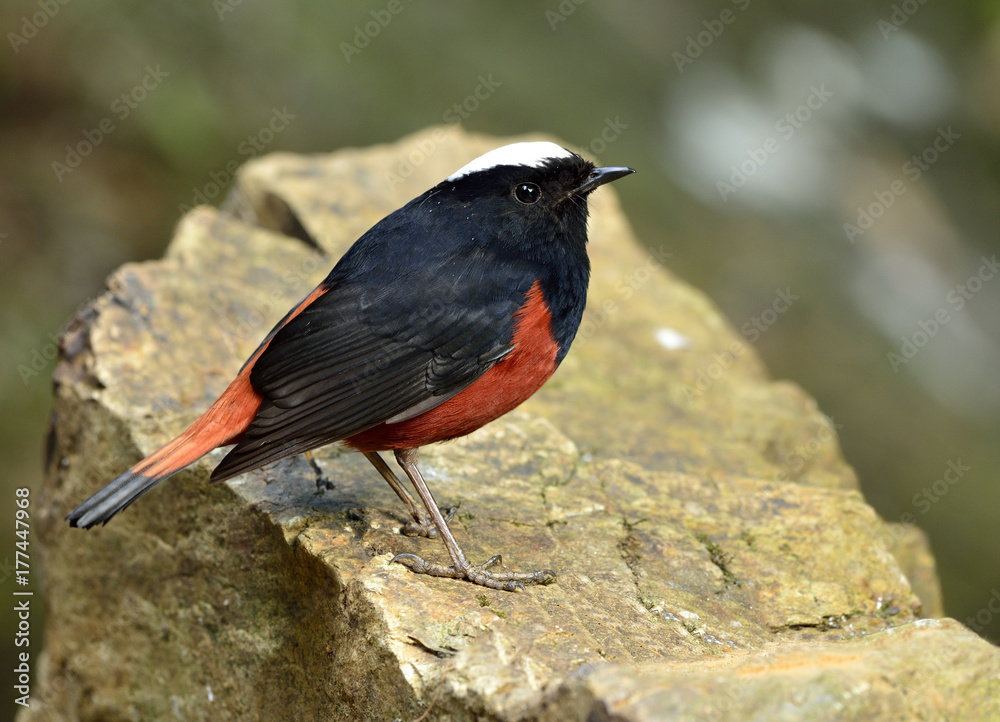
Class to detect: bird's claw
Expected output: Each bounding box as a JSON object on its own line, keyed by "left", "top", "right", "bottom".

{"left": 401, "top": 505, "right": 457, "bottom": 539}
{"left": 390, "top": 552, "right": 555, "bottom": 592}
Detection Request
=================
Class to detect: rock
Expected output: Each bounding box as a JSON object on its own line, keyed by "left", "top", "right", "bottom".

{"left": 30, "top": 128, "right": 999, "bottom": 721}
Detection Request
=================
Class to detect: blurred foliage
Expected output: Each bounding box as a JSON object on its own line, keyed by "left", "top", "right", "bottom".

{"left": 2, "top": 0, "right": 999, "bottom": 707}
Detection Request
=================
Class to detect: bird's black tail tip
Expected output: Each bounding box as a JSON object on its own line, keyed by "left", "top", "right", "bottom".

{"left": 64, "top": 511, "right": 101, "bottom": 530}
{"left": 65, "top": 469, "right": 162, "bottom": 530}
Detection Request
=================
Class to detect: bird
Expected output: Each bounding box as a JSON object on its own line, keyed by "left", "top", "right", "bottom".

{"left": 66, "top": 141, "right": 634, "bottom": 591}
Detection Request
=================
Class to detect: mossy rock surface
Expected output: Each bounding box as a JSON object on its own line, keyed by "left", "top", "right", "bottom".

{"left": 29, "top": 128, "right": 998, "bottom": 721}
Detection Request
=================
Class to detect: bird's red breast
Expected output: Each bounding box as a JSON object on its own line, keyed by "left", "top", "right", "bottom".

{"left": 345, "top": 280, "right": 557, "bottom": 452}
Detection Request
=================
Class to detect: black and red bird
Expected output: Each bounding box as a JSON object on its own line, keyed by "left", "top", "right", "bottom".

{"left": 67, "top": 141, "right": 634, "bottom": 591}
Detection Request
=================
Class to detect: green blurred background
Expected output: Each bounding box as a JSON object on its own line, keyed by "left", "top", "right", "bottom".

{"left": 2, "top": 0, "right": 999, "bottom": 711}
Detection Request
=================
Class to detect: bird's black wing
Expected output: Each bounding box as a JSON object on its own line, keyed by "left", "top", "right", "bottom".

{"left": 210, "top": 254, "right": 533, "bottom": 481}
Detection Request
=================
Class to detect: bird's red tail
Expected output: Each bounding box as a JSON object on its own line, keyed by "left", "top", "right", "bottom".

{"left": 66, "top": 369, "right": 262, "bottom": 528}
{"left": 67, "top": 283, "right": 329, "bottom": 529}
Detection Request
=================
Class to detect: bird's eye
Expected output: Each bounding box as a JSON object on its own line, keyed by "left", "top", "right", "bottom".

{"left": 514, "top": 182, "right": 541, "bottom": 204}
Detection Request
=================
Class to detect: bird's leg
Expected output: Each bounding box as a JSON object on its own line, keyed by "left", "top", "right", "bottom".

{"left": 389, "top": 447, "right": 555, "bottom": 592}
{"left": 304, "top": 450, "right": 334, "bottom": 492}
{"left": 362, "top": 451, "right": 455, "bottom": 538}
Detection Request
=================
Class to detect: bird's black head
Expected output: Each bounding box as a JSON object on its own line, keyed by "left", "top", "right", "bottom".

{"left": 415, "top": 142, "right": 634, "bottom": 260}
{"left": 345, "top": 142, "right": 634, "bottom": 365}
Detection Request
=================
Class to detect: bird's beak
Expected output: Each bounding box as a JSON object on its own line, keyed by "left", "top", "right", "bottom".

{"left": 573, "top": 166, "right": 635, "bottom": 195}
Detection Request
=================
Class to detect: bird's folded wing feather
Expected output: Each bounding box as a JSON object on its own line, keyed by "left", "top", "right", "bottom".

{"left": 210, "top": 260, "right": 531, "bottom": 481}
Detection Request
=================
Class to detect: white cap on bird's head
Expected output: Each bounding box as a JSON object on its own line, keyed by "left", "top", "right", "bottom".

{"left": 447, "top": 142, "right": 576, "bottom": 181}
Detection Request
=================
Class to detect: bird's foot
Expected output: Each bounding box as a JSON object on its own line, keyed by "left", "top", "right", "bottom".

{"left": 391, "top": 552, "right": 555, "bottom": 592}
{"left": 401, "top": 505, "right": 457, "bottom": 539}
{"left": 305, "top": 453, "right": 334, "bottom": 493}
